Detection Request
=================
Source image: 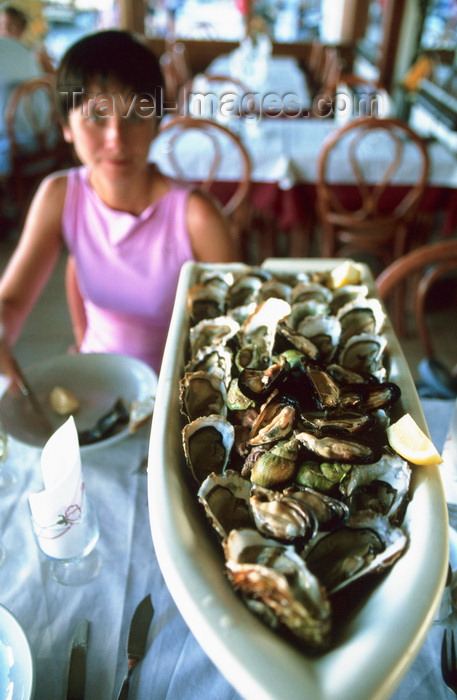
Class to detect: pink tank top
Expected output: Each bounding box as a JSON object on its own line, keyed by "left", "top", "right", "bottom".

{"left": 62, "top": 166, "right": 194, "bottom": 374}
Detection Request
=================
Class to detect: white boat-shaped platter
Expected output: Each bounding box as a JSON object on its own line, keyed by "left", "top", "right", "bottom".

{"left": 148, "top": 259, "right": 448, "bottom": 700}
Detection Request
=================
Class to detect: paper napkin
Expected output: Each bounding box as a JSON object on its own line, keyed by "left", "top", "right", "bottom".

{"left": 29, "top": 416, "right": 89, "bottom": 560}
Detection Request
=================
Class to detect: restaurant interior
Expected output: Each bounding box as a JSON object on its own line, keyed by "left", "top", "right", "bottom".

{"left": 1, "top": 1, "right": 457, "bottom": 699}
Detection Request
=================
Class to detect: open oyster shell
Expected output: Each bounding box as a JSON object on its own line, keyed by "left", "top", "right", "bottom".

{"left": 182, "top": 415, "right": 235, "bottom": 484}
{"left": 223, "top": 528, "right": 332, "bottom": 651}
{"left": 198, "top": 470, "right": 253, "bottom": 538}
{"left": 302, "top": 513, "right": 408, "bottom": 595}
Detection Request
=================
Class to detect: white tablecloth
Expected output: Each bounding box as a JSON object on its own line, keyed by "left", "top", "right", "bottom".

{"left": 151, "top": 117, "right": 457, "bottom": 191}
{"left": 207, "top": 53, "right": 312, "bottom": 110}
{"left": 1, "top": 398, "right": 456, "bottom": 699}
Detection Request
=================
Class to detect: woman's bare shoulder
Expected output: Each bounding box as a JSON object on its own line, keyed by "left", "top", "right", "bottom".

{"left": 21, "top": 170, "right": 70, "bottom": 234}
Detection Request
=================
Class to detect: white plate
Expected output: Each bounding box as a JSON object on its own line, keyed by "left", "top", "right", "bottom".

{"left": 0, "top": 353, "right": 157, "bottom": 451}
{"left": 0, "top": 605, "right": 34, "bottom": 700}
{"left": 148, "top": 260, "right": 449, "bottom": 700}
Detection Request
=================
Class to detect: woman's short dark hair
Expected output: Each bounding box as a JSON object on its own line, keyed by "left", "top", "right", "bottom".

{"left": 56, "top": 30, "right": 165, "bottom": 123}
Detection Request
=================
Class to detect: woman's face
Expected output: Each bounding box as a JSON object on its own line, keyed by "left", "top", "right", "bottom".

{"left": 62, "top": 80, "right": 160, "bottom": 180}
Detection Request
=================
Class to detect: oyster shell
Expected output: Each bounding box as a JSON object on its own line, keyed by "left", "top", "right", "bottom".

{"left": 303, "top": 513, "right": 408, "bottom": 595}
{"left": 337, "top": 298, "right": 386, "bottom": 346}
{"left": 182, "top": 415, "right": 235, "bottom": 484}
{"left": 187, "top": 282, "right": 227, "bottom": 324}
{"left": 189, "top": 316, "right": 240, "bottom": 358}
{"left": 295, "top": 430, "right": 382, "bottom": 464}
{"left": 291, "top": 282, "right": 332, "bottom": 306}
{"left": 198, "top": 470, "right": 253, "bottom": 538}
{"left": 295, "top": 315, "right": 341, "bottom": 362}
{"left": 283, "top": 485, "right": 350, "bottom": 532}
{"left": 223, "top": 528, "right": 332, "bottom": 651}
{"left": 329, "top": 284, "right": 369, "bottom": 314}
{"left": 227, "top": 269, "right": 271, "bottom": 308}
{"left": 185, "top": 345, "right": 233, "bottom": 386}
{"left": 250, "top": 484, "right": 318, "bottom": 543}
{"left": 179, "top": 369, "right": 227, "bottom": 421}
{"left": 338, "top": 333, "right": 387, "bottom": 377}
{"left": 339, "top": 453, "right": 411, "bottom": 524}
{"left": 240, "top": 298, "right": 291, "bottom": 365}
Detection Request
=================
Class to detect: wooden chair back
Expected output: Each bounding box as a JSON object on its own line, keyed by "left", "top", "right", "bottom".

{"left": 376, "top": 238, "right": 457, "bottom": 357}
{"left": 154, "top": 115, "right": 251, "bottom": 217}
{"left": 160, "top": 40, "right": 192, "bottom": 106}
{"left": 5, "top": 74, "right": 72, "bottom": 216}
{"left": 316, "top": 116, "right": 430, "bottom": 269}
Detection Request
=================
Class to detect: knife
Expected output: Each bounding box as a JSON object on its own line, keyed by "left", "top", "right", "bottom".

{"left": 66, "top": 619, "right": 89, "bottom": 700}
{"left": 10, "top": 355, "right": 54, "bottom": 436}
{"left": 117, "top": 594, "right": 154, "bottom": 700}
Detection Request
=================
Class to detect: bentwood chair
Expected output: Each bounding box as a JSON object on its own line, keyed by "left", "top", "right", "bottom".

{"left": 376, "top": 238, "right": 457, "bottom": 357}
{"left": 316, "top": 116, "right": 430, "bottom": 272}
{"left": 160, "top": 40, "right": 192, "bottom": 106}
{"left": 183, "top": 73, "right": 251, "bottom": 117}
{"left": 5, "top": 75, "right": 73, "bottom": 221}
{"left": 154, "top": 115, "right": 252, "bottom": 221}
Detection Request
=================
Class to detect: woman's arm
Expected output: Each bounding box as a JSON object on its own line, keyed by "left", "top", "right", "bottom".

{"left": 0, "top": 173, "right": 67, "bottom": 346}
{"left": 186, "top": 190, "right": 241, "bottom": 263}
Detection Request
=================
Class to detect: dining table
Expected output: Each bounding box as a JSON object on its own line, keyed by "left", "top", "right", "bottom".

{"left": 205, "top": 51, "right": 313, "bottom": 115}
{"left": 1, "top": 366, "right": 457, "bottom": 698}
{"left": 150, "top": 115, "right": 457, "bottom": 257}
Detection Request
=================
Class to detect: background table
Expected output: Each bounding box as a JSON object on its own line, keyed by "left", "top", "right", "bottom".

{"left": 151, "top": 117, "right": 457, "bottom": 258}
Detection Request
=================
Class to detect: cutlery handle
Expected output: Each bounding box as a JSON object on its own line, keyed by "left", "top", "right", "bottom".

{"left": 117, "top": 669, "right": 133, "bottom": 700}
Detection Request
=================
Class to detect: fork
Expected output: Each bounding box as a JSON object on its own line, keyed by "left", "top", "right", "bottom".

{"left": 441, "top": 629, "right": 457, "bottom": 695}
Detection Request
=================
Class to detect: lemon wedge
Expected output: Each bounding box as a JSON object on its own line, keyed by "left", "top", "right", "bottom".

{"left": 386, "top": 413, "right": 443, "bottom": 466}
{"left": 329, "top": 260, "right": 362, "bottom": 289}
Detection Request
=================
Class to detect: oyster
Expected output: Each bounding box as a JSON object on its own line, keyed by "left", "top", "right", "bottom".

{"left": 240, "top": 298, "right": 291, "bottom": 364}
{"left": 291, "top": 282, "right": 332, "bottom": 306}
{"left": 182, "top": 415, "right": 235, "bottom": 484}
{"left": 198, "top": 470, "right": 253, "bottom": 538}
{"left": 185, "top": 345, "right": 233, "bottom": 386}
{"left": 303, "top": 513, "right": 408, "bottom": 594}
{"left": 338, "top": 333, "right": 387, "bottom": 377}
{"left": 227, "top": 269, "right": 271, "bottom": 308}
{"left": 329, "top": 284, "right": 369, "bottom": 314}
{"left": 189, "top": 316, "right": 240, "bottom": 358}
{"left": 250, "top": 484, "right": 318, "bottom": 542}
{"left": 339, "top": 453, "right": 411, "bottom": 524}
{"left": 337, "top": 297, "right": 386, "bottom": 346}
{"left": 295, "top": 315, "right": 341, "bottom": 362}
{"left": 223, "top": 528, "right": 332, "bottom": 651}
{"left": 187, "top": 282, "right": 226, "bottom": 324}
{"left": 179, "top": 369, "right": 227, "bottom": 421}
{"left": 257, "top": 278, "right": 293, "bottom": 303}
{"left": 295, "top": 430, "right": 382, "bottom": 464}
{"left": 276, "top": 321, "right": 320, "bottom": 359}
{"left": 283, "top": 485, "right": 350, "bottom": 532}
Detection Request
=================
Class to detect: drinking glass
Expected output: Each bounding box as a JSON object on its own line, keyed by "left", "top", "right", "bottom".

{"left": 0, "top": 422, "right": 17, "bottom": 493}
{"left": 30, "top": 491, "right": 102, "bottom": 585}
